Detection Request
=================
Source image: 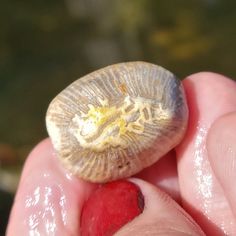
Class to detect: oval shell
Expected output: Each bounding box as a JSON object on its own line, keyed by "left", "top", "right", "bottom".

{"left": 46, "top": 62, "right": 188, "bottom": 183}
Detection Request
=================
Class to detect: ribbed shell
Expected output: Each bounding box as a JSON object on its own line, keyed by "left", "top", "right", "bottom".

{"left": 46, "top": 61, "right": 188, "bottom": 183}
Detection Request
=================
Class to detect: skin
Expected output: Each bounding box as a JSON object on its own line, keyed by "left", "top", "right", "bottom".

{"left": 7, "top": 72, "right": 236, "bottom": 235}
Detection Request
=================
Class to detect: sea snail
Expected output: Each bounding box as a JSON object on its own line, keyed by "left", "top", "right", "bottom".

{"left": 46, "top": 62, "right": 188, "bottom": 183}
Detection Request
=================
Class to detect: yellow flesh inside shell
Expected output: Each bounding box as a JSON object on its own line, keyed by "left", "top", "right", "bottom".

{"left": 71, "top": 95, "right": 171, "bottom": 152}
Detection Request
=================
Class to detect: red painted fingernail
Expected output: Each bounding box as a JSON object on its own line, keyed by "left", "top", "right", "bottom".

{"left": 80, "top": 180, "right": 144, "bottom": 236}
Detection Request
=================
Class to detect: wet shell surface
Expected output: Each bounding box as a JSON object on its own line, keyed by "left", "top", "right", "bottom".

{"left": 46, "top": 61, "right": 188, "bottom": 183}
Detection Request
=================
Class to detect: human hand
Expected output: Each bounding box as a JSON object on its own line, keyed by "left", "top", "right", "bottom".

{"left": 6, "top": 72, "right": 236, "bottom": 235}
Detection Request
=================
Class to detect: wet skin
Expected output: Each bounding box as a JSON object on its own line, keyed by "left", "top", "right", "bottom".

{"left": 7, "top": 72, "right": 236, "bottom": 235}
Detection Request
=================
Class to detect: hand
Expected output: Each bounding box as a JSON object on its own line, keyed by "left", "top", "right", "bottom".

{"left": 6, "top": 72, "right": 236, "bottom": 235}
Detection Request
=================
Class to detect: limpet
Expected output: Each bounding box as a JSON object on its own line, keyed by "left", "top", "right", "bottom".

{"left": 46, "top": 62, "right": 188, "bottom": 183}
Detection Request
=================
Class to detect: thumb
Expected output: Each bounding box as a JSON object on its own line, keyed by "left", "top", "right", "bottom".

{"left": 116, "top": 179, "right": 205, "bottom": 236}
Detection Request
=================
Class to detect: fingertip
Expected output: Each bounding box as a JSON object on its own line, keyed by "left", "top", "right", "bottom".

{"left": 177, "top": 71, "right": 236, "bottom": 155}
{"left": 19, "top": 138, "right": 54, "bottom": 180}
{"left": 207, "top": 111, "right": 236, "bottom": 215}
{"left": 176, "top": 72, "right": 236, "bottom": 235}
{"left": 184, "top": 71, "right": 231, "bottom": 81}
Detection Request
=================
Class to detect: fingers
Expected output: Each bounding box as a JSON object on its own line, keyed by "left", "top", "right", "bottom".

{"left": 7, "top": 140, "right": 183, "bottom": 236}
{"left": 116, "top": 179, "right": 205, "bottom": 236}
{"left": 7, "top": 139, "right": 97, "bottom": 236}
{"left": 6, "top": 141, "right": 179, "bottom": 235}
{"left": 176, "top": 72, "right": 236, "bottom": 235}
{"left": 207, "top": 112, "right": 236, "bottom": 217}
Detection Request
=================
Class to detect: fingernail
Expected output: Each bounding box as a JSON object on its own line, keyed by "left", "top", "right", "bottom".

{"left": 80, "top": 180, "right": 144, "bottom": 236}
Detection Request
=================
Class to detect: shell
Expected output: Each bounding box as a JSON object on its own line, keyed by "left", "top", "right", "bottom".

{"left": 46, "top": 61, "right": 188, "bottom": 183}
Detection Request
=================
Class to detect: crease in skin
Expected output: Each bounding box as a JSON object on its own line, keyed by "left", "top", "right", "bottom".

{"left": 23, "top": 175, "right": 68, "bottom": 235}
{"left": 193, "top": 125, "right": 235, "bottom": 235}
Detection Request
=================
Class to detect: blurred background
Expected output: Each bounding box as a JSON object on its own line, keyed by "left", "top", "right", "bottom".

{"left": 0, "top": 0, "right": 236, "bottom": 234}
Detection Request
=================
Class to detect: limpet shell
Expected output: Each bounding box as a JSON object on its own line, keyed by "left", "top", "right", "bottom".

{"left": 46, "top": 62, "right": 188, "bottom": 183}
